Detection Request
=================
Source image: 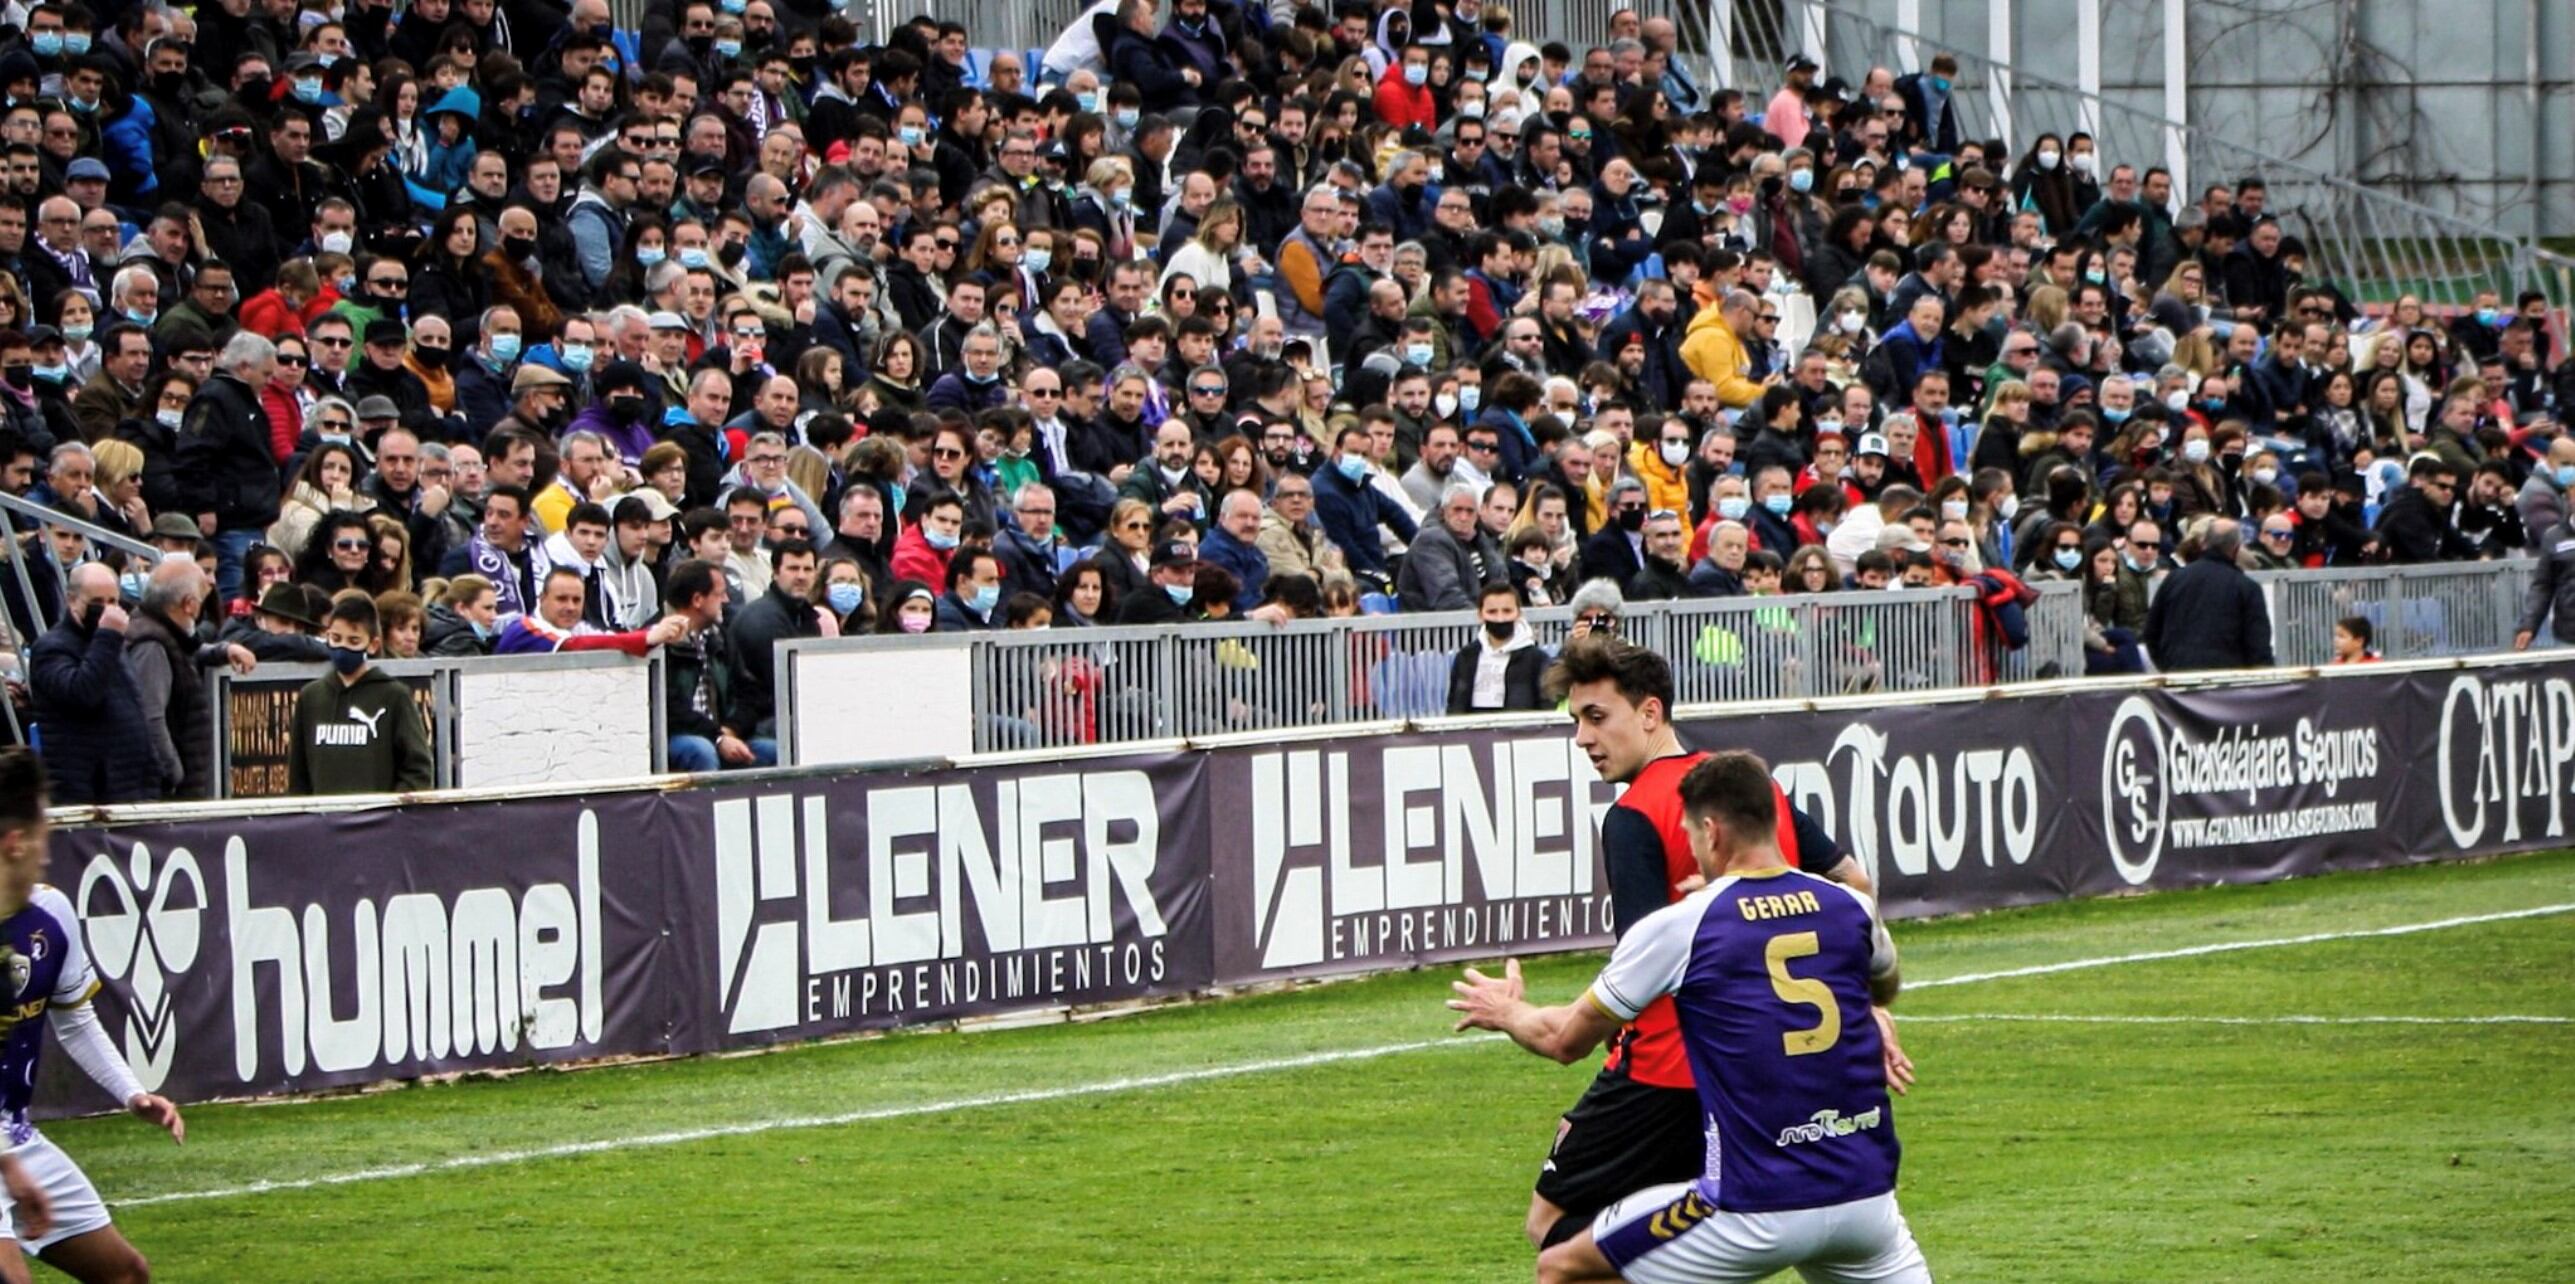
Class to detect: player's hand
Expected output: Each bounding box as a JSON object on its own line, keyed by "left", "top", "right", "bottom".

{"left": 129, "top": 1092, "right": 183, "bottom": 1144}
{"left": 1446, "top": 957, "right": 1525, "bottom": 1032}
{"left": 0, "top": 1153, "right": 49, "bottom": 1242}
{"left": 1872, "top": 1006, "right": 1914, "bottom": 1097}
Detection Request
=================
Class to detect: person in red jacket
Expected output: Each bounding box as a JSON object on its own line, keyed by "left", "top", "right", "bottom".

{"left": 238, "top": 261, "right": 320, "bottom": 342}
{"left": 1373, "top": 44, "right": 1436, "bottom": 133}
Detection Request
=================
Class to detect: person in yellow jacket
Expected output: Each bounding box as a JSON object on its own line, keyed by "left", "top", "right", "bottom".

{"left": 1625, "top": 416, "right": 1694, "bottom": 515}
{"left": 1678, "top": 288, "right": 1775, "bottom": 409}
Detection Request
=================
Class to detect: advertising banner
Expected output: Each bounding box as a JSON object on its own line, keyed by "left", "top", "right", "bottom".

{"left": 217, "top": 671, "right": 441, "bottom": 799}
{"left": 42, "top": 659, "right": 2575, "bottom": 1110}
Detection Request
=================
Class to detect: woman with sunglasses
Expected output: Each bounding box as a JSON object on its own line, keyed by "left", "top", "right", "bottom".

{"left": 292, "top": 510, "right": 382, "bottom": 594}
{"left": 266, "top": 442, "right": 373, "bottom": 562}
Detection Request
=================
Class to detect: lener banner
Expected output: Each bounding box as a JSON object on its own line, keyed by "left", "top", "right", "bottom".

{"left": 46, "top": 658, "right": 2571, "bottom": 1111}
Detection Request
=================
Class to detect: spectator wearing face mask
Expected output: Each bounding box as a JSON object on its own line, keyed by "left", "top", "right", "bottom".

{"left": 1446, "top": 582, "right": 1546, "bottom": 713}
{"left": 286, "top": 595, "right": 434, "bottom": 796}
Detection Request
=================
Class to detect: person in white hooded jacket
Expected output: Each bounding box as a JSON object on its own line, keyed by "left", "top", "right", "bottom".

{"left": 1447, "top": 581, "right": 1549, "bottom": 713}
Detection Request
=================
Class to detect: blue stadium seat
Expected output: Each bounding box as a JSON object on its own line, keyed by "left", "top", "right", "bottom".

{"left": 1359, "top": 593, "right": 1400, "bottom": 616}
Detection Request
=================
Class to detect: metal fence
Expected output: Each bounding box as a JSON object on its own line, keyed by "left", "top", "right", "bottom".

{"left": 2251, "top": 561, "right": 2530, "bottom": 669}
{"left": 793, "top": 582, "right": 2085, "bottom": 757}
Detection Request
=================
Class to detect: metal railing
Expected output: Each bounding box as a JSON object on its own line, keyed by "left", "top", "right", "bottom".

{"left": 784, "top": 582, "right": 2086, "bottom": 758}
{"left": 2250, "top": 561, "right": 2530, "bottom": 669}
{"left": 0, "top": 489, "right": 169, "bottom": 746}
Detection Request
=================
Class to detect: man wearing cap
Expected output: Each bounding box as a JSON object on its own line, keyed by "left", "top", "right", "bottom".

{"left": 1115, "top": 539, "right": 1202, "bottom": 625}
{"left": 346, "top": 316, "right": 438, "bottom": 439}
{"left": 145, "top": 512, "right": 201, "bottom": 559}
{"left": 1766, "top": 55, "right": 1822, "bottom": 151}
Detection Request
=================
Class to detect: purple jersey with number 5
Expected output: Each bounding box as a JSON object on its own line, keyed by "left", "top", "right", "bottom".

{"left": 1590, "top": 866, "right": 1899, "bottom": 1214}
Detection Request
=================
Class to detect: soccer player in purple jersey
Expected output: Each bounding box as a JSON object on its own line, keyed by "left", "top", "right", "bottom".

{"left": 0, "top": 750, "right": 182, "bottom": 1284}
{"left": 1452, "top": 750, "right": 1931, "bottom": 1284}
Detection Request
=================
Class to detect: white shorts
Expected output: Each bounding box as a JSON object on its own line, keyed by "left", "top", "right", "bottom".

{"left": 0, "top": 1135, "right": 112, "bottom": 1254}
{"left": 1592, "top": 1181, "right": 1930, "bottom": 1284}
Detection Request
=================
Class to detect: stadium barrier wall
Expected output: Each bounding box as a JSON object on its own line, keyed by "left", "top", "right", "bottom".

{"left": 34, "top": 651, "right": 2573, "bottom": 1111}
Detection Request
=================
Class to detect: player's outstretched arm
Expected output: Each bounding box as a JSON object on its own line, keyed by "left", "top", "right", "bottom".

{"left": 1448, "top": 959, "right": 1624, "bottom": 1065}
{"left": 47, "top": 1001, "right": 183, "bottom": 1144}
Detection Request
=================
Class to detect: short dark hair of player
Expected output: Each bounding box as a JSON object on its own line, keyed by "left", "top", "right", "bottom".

{"left": 0, "top": 748, "right": 46, "bottom": 833}
{"left": 1542, "top": 635, "right": 1675, "bottom": 719}
{"left": 1677, "top": 750, "right": 1780, "bottom": 837}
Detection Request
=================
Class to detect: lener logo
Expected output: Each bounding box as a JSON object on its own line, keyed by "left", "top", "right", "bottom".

{"left": 2102, "top": 696, "right": 2168, "bottom": 885}
{"left": 714, "top": 772, "right": 1171, "bottom": 1036}
{"left": 1248, "top": 740, "right": 1610, "bottom": 971}
{"left": 78, "top": 842, "right": 206, "bottom": 1092}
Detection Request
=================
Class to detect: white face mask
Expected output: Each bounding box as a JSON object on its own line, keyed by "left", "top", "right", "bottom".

{"left": 1838, "top": 310, "right": 1866, "bottom": 334}
{"left": 2037, "top": 150, "right": 2061, "bottom": 170}
{"left": 1997, "top": 495, "right": 2019, "bottom": 520}
{"left": 1940, "top": 499, "right": 1969, "bottom": 522}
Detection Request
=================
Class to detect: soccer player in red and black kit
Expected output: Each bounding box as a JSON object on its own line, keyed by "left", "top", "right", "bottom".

{"left": 1522, "top": 637, "right": 1910, "bottom": 1250}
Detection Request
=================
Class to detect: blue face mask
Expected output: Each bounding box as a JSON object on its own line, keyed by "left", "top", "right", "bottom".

{"left": 1404, "top": 343, "right": 1434, "bottom": 367}
{"left": 1930, "top": 75, "right": 1952, "bottom": 94}
{"left": 1023, "top": 247, "right": 1052, "bottom": 274}
{"left": 61, "top": 32, "right": 86, "bottom": 53}
{"left": 118, "top": 569, "right": 145, "bottom": 601}
{"left": 1336, "top": 454, "right": 1370, "bottom": 482}
{"left": 679, "top": 247, "right": 711, "bottom": 269}
{"left": 1458, "top": 385, "right": 1480, "bottom": 413}
{"left": 292, "top": 78, "right": 325, "bottom": 104}
{"left": 1403, "top": 63, "right": 1429, "bottom": 86}
{"left": 1787, "top": 168, "right": 1813, "bottom": 194}
{"left": 1717, "top": 495, "right": 1749, "bottom": 520}
{"left": 61, "top": 323, "right": 89, "bottom": 342}
{"left": 897, "top": 125, "right": 923, "bottom": 149}
{"left": 31, "top": 363, "right": 63, "bottom": 383}
{"left": 969, "top": 582, "right": 999, "bottom": 613}
{"left": 67, "top": 94, "right": 95, "bottom": 113}
{"left": 2102, "top": 406, "right": 2130, "bottom": 425}
{"left": 637, "top": 246, "right": 667, "bottom": 267}
{"left": 1114, "top": 108, "right": 1139, "bottom": 130}
{"left": 714, "top": 39, "right": 743, "bottom": 59}
{"left": 2555, "top": 464, "right": 2575, "bottom": 488}
{"left": 827, "top": 582, "right": 863, "bottom": 614}
{"left": 1164, "top": 582, "right": 1195, "bottom": 606}
{"left": 2055, "top": 548, "right": 2082, "bottom": 571}
{"left": 124, "top": 308, "right": 153, "bottom": 326}
{"left": 559, "top": 344, "right": 595, "bottom": 373}
{"left": 1763, "top": 493, "right": 1792, "bottom": 516}
{"left": 468, "top": 617, "right": 493, "bottom": 640}
{"left": 29, "top": 33, "right": 59, "bottom": 56}
{"left": 924, "top": 527, "right": 959, "bottom": 550}
{"left": 489, "top": 333, "right": 522, "bottom": 362}
{"left": 327, "top": 645, "right": 368, "bottom": 675}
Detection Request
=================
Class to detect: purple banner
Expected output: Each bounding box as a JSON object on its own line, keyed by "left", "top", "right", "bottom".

{"left": 40, "top": 660, "right": 2574, "bottom": 1108}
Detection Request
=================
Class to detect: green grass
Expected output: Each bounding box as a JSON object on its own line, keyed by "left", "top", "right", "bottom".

{"left": 40, "top": 850, "right": 2575, "bottom": 1281}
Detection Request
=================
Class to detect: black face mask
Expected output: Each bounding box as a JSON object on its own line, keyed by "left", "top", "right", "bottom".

{"left": 151, "top": 71, "right": 185, "bottom": 98}
{"left": 1616, "top": 506, "right": 1646, "bottom": 532}
{"left": 502, "top": 234, "right": 538, "bottom": 261}
{"left": 607, "top": 396, "right": 645, "bottom": 424}
{"left": 716, "top": 240, "right": 747, "bottom": 268}
{"left": 1, "top": 367, "right": 28, "bottom": 390}
{"left": 1483, "top": 618, "right": 1514, "bottom": 642}
{"left": 236, "top": 76, "right": 272, "bottom": 106}
{"left": 414, "top": 345, "right": 452, "bottom": 369}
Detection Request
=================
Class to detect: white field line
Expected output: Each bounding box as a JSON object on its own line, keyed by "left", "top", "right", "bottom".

{"left": 111, "top": 900, "right": 2575, "bottom": 1209}
{"left": 1907, "top": 902, "right": 2575, "bottom": 989}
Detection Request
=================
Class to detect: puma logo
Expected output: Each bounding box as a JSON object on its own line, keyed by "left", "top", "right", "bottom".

{"left": 351, "top": 707, "right": 385, "bottom": 736}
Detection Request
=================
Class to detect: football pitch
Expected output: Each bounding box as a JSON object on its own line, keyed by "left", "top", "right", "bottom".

{"left": 39, "top": 848, "right": 2575, "bottom": 1281}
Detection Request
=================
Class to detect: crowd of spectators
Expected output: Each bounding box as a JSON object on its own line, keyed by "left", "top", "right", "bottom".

{"left": 0, "top": 0, "right": 2561, "bottom": 797}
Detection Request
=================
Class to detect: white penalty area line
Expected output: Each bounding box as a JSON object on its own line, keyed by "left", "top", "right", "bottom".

{"left": 115, "top": 900, "right": 2575, "bottom": 1209}
{"left": 1909, "top": 902, "right": 2575, "bottom": 990}
{"left": 115, "top": 1035, "right": 1507, "bottom": 1209}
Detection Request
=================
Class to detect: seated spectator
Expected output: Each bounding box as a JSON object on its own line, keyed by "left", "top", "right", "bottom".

{"left": 1446, "top": 582, "right": 1547, "bottom": 714}
{"left": 496, "top": 567, "right": 690, "bottom": 655}
{"left": 662, "top": 558, "right": 775, "bottom": 772}
{"left": 935, "top": 547, "right": 1006, "bottom": 632}
{"left": 1116, "top": 540, "right": 1202, "bottom": 625}
{"left": 1399, "top": 484, "right": 1501, "bottom": 612}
